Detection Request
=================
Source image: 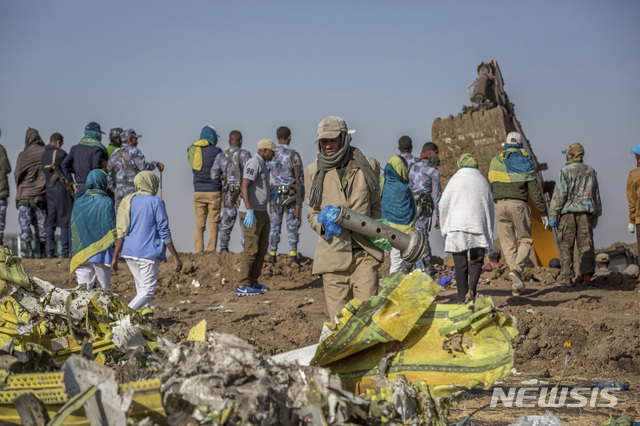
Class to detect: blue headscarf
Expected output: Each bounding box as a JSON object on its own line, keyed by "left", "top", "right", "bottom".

{"left": 70, "top": 170, "right": 116, "bottom": 273}
{"left": 380, "top": 156, "right": 416, "bottom": 232}
{"left": 199, "top": 125, "right": 218, "bottom": 146}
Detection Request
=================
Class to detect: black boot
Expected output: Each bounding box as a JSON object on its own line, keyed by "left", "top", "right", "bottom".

{"left": 24, "top": 242, "right": 34, "bottom": 259}
{"left": 38, "top": 241, "right": 47, "bottom": 259}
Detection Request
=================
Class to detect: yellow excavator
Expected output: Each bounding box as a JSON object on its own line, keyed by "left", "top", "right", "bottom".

{"left": 432, "top": 59, "right": 559, "bottom": 267}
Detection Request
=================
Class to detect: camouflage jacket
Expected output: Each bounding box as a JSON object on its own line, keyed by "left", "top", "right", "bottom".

{"left": 106, "top": 145, "right": 158, "bottom": 192}
{"left": 408, "top": 160, "right": 442, "bottom": 216}
{"left": 211, "top": 146, "right": 252, "bottom": 186}
{"left": 266, "top": 144, "right": 303, "bottom": 187}
{"left": 549, "top": 161, "right": 602, "bottom": 222}
{"left": 399, "top": 152, "right": 418, "bottom": 172}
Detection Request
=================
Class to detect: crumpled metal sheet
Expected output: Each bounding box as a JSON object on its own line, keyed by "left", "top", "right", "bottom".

{"left": 312, "top": 270, "right": 518, "bottom": 398}
{"left": 158, "top": 331, "right": 373, "bottom": 425}
{"left": 0, "top": 247, "right": 161, "bottom": 364}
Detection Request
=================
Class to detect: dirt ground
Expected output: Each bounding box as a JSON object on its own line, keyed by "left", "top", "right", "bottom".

{"left": 21, "top": 246, "right": 640, "bottom": 425}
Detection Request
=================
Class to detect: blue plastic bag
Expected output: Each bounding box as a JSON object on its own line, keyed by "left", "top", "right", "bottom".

{"left": 318, "top": 205, "right": 342, "bottom": 240}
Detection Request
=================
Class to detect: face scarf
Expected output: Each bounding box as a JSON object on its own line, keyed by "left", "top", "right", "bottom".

{"left": 308, "top": 132, "right": 379, "bottom": 209}
{"left": 419, "top": 150, "right": 440, "bottom": 167}
{"left": 116, "top": 171, "right": 160, "bottom": 238}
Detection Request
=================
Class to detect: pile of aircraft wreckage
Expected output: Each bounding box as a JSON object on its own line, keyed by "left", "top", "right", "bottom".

{"left": 0, "top": 244, "right": 517, "bottom": 425}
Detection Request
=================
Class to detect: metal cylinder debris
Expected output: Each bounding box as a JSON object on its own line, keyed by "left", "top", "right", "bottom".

{"left": 334, "top": 206, "right": 425, "bottom": 263}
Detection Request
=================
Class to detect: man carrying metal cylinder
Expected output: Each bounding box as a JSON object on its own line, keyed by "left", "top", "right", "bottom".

{"left": 305, "top": 116, "right": 384, "bottom": 322}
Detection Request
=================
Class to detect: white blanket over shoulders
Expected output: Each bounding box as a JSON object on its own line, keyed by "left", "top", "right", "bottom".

{"left": 439, "top": 168, "right": 495, "bottom": 253}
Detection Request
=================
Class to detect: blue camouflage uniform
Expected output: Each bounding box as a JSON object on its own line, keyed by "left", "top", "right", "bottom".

{"left": 399, "top": 152, "right": 418, "bottom": 172}
{"left": 266, "top": 144, "right": 303, "bottom": 257}
{"left": 107, "top": 145, "right": 159, "bottom": 211}
{"left": 211, "top": 146, "right": 252, "bottom": 251}
{"left": 408, "top": 159, "right": 442, "bottom": 262}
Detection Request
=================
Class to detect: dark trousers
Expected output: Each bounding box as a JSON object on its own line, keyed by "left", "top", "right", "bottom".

{"left": 452, "top": 247, "right": 485, "bottom": 302}
{"left": 45, "top": 227, "right": 70, "bottom": 256}
{"left": 238, "top": 210, "right": 270, "bottom": 286}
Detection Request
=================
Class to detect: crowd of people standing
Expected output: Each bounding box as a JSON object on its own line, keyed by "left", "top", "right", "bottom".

{"left": 0, "top": 117, "right": 632, "bottom": 321}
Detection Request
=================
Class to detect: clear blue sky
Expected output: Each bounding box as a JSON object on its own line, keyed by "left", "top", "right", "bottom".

{"left": 1, "top": 1, "right": 638, "bottom": 257}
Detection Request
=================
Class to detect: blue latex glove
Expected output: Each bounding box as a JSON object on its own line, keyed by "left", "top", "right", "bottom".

{"left": 549, "top": 220, "right": 558, "bottom": 228}
{"left": 317, "top": 205, "right": 342, "bottom": 239}
{"left": 592, "top": 222, "right": 598, "bottom": 230}
{"left": 243, "top": 209, "right": 255, "bottom": 228}
{"left": 270, "top": 188, "right": 279, "bottom": 204}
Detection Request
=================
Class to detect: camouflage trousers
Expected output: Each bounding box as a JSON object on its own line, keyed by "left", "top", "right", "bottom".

{"left": 557, "top": 212, "right": 595, "bottom": 279}
{"left": 218, "top": 204, "right": 244, "bottom": 251}
{"left": 268, "top": 202, "right": 299, "bottom": 254}
{"left": 414, "top": 214, "right": 433, "bottom": 262}
{"left": 0, "top": 198, "right": 6, "bottom": 242}
{"left": 114, "top": 183, "right": 135, "bottom": 212}
{"left": 18, "top": 205, "right": 46, "bottom": 243}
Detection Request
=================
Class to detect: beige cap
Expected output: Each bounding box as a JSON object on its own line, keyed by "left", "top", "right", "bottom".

{"left": 595, "top": 253, "right": 609, "bottom": 263}
{"left": 316, "top": 116, "right": 355, "bottom": 142}
{"left": 257, "top": 138, "right": 279, "bottom": 151}
{"left": 506, "top": 131, "right": 522, "bottom": 145}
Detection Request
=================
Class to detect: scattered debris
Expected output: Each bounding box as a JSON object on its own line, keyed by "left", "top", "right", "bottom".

{"left": 509, "top": 411, "right": 562, "bottom": 426}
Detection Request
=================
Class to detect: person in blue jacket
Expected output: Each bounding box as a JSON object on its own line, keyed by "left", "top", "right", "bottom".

{"left": 61, "top": 122, "right": 109, "bottom": 199}
{"left": 111, "top": 171, "right": 182, "bottom": 310}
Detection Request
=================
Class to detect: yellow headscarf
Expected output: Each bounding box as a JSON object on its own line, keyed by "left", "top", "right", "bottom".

{"left": 116, "top": 171, "right": 160, "bottom": 238}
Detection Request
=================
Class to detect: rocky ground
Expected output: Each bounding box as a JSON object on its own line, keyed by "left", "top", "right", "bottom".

{"left": 21, "top": 246, "right": 640, "bottom": 425}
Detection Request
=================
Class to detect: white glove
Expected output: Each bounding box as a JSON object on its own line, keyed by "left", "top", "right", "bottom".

{"left": 629, "top": 223, "right": 636, "bottom": 233}
{"left": 542, "top": 216, "right": 549, "bottom": 229}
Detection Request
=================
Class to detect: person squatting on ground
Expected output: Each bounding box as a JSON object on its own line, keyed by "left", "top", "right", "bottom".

{"left": 408, "top": 141, "right": 441, "bottom": 275}
{"left": 188, "top": 125, "right": 223, "bottom": 253}
{"left": 107, "top": 129, "right": 163, "bottom": 212}
{"left": 380, "top": 155, "right": 417, "bottom": 275}
{"left": 41, "top": 132, "right": 74, "bottom": 258}
{"left": 306, "top": 116, "right": 384, "bottom": 322}
{"left": 0, "top": 129, "right": 12, "bottom": 246}
{"left": 488, "top": 131, "right": 549, "bottom": 296}
{"left": 267, "top": 126, "right": 303, "bottom": 265}
{"left": 440, "top": 153, "right": 495, "bottom": 303}
{"left": 548, "top": 142, "right": 602, "bottom": 286}
{"left": 594, "top": 253, "right": 616, "bottom": 278}
{"left": 397, "top": 135, "right": 418, "bottom": 173}
{"left": 15, "top": 128, "right": 47, "bottom": 258}
{"left": 211, "top": 130, "right": 252, "bottom": 252}
{"left": 107, "top": 128, "right": 123, "bottom": 157}
{"left": 626, "top": 143, "right": 640, "bottom": 251}
{"left": 112, "top": 171, "right": 182, "bottom": 310}
{"left": 235, "top": 139, "right": 278, "bottom": 296}
{"left": 69, "top": 170, "right": 116, "bottom": 290}
{"left": 61, "top": 122, "right": 109, "bottom": 199}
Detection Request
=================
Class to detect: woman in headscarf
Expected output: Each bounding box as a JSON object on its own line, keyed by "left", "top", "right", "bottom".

{"left": 70, "top": 169, "right": 116, "bottom": 289}
{"left": 111, "top": 171, "right": 182, "bottom": 310}
{"left": 439, "top": 153, "right": 495, "bottom": 303}
{"left": 380, "top": 155, "right": 417, "bottom": 275}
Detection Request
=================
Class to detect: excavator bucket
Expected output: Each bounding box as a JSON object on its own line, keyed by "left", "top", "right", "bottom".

{"left": 432, "top": 60, "right": 559, "bottom": 266}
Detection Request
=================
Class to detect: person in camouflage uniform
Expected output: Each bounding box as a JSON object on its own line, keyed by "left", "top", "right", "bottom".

{"left": 549, "top": 143, "right": 602, "bottom": 286}
{"left": 398, "top": 135, "right": 418, "bottom": 172}
{"left": 0, "top": 129, "right": 11, "bottom": 246}
{"left": 408, "top": 141, "right": 441, "bottom": 274}
{"left": 107, "top": 129, "right": 163, "bottom": 211}
{"left": 211, "top": 130, "right": 252, "bottom": 252}
{"left": 15, "top": 128, "right": 47, "bottom": 258}
{"left": 266, "top": 126, "right": 303, "bottom": 265}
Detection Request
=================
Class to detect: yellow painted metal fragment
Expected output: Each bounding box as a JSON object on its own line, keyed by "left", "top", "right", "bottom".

{"left": 187, "top": 319, "right": 207, "bottom": 342}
